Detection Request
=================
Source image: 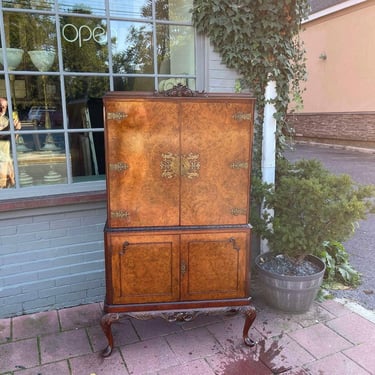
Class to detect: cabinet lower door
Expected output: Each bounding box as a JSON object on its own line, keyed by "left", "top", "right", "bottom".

{"left": 180, "top": 230, "right": 249, "bottom": 301}
{"left": 107, "top": 232, "right": 180, "bottom": 305}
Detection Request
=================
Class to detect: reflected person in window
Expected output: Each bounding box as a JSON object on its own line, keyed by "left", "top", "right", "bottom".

{"left": 0, "top": 97, "right": 21, "bottom": 188}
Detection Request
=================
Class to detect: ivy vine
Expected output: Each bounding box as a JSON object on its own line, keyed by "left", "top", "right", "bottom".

{"left": 192, "top": 0, "right": 310, "bottom": 174}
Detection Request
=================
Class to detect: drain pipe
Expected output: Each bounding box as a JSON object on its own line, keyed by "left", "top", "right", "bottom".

{"left": 260, "top": 80, "right": 277, "bottom": 253}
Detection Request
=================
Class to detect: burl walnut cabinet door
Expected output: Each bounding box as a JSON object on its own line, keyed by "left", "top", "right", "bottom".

{"left": 180, "top": 230, "right": 249, "bottom": 301}
{"left": 180, "top": 100, "right": 253, "bottom": 226}
{"left": 107, "top": 232, "right": 180, "bottom": 305}
{"left": 104, "top": 99, "right": 180, "bottom": 228}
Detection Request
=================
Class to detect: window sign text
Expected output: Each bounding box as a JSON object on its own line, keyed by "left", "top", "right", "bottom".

{"left": 62, "top": 24, "right": 107, "bottom": 47}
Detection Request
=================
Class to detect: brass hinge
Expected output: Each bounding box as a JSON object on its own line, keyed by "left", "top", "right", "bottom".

{"left": 231, "top": 208, "right": 247, "bottom": 216}
{"left": 111, "top": 210, "right": 130, "bottom": 219}
{"left": 232, "top": 112, "right": 252, "bottom": 121}
{"left": 107, "top": 112, "right": 128, "bottom": 120}
{"left": 109, "top": 162, "right": 129, "bottom": 172}
{"left": 230, "top": 161, "right": 249, "bottom": 169}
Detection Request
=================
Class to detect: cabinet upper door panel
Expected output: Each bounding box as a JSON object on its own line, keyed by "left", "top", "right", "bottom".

{"left": 105, "top": 99, "right": 180, "bottom": 228}
{"left": 180, "top": 100, "right": 253, "bottom": 225}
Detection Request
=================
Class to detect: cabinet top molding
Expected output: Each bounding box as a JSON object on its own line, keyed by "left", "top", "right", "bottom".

{"left": 104, "top": 90, "right": 255, "bottom": 102}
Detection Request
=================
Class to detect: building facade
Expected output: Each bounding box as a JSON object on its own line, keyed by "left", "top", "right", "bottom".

{"left": 0, "top": 0, "right": 240, "bottom": 318}
{"left": 290, "top": 0, "right": 375, "bottom": 148}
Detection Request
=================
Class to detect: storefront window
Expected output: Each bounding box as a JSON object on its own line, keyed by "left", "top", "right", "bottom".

{"left": 61, "top": 16, "right": 108, "bottom": 73}
{"left": 0, "top": 0, "right": 195, "bottom": 195}
{"left": 109, "top": 0, "right": 151, "bottom": 18}
{"left": 2, "top": 1, "right": 54, "bottom": 11}
{"left": 111, "top": 21, "right": 154, "bottom": 75}
{"left": 58, "top": 0, "right": 106, "bottom": 16}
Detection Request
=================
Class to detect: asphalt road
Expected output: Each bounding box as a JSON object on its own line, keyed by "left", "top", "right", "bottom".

{"left": 284, "top": 143, "right": 375, "bottom": 311}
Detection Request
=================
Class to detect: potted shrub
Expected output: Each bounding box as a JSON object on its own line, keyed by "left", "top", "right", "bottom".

{"left": 252, "top": 158, "right": 375, "bottom": 313}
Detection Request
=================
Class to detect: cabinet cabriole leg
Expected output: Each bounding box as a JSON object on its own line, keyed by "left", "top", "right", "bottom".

{"left": 101, "top": 313, "right": 119, "bottom": 357}
{"left": 242, "top": 306, "right": 256, "bottom": 347}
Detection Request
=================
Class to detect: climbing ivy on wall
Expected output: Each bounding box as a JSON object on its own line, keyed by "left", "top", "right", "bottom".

{"left": 192, "top": 0, "right": 310, "bottom": 173}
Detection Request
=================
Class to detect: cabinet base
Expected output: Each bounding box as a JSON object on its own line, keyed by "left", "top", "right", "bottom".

{"left": 100, "top": 305, "right": 256, "bottom": 357}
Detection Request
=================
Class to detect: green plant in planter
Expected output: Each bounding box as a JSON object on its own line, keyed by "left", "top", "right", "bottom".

{"left": 253, "top": 158, "right": 375, "bottom": 264}
{"left": 252, "top": 158, "right": 374, "bottom": 312}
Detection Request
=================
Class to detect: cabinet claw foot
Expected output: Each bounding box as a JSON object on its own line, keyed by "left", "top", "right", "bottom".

{"left": 100, "top": 313, "right": 119, "bottom": 357}
{"left": 242, "top": 306, "right": 257, "bottom": 347}
{"left": 244, "top": 336, "right": 256, "bottom": 347}
{"left": 102, "top": 344, "right": 113, "bottom": 358}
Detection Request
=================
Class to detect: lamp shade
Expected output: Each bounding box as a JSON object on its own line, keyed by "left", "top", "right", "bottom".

{"left": 0, "top": 48, "right": 24, "bottom": 70}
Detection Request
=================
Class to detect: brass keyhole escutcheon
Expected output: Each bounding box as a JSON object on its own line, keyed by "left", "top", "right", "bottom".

{"left": 181, "top": 261, "right": 187, "bottom": 276}
{"left": 161, "top": 152, "right": 200, "bottom": 179}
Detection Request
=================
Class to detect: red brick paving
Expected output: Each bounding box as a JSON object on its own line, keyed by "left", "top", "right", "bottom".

{"left": 1, "top": 299, "right": 374, "bottom": 374}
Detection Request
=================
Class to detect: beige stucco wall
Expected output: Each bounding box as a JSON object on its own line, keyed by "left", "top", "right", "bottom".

{"left": 298, "top": 1, "right": 375, "bottom": 113}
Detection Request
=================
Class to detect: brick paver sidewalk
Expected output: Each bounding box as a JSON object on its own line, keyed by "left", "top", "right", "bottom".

{"left": 1, "top": 296, "right": 375, "bottom": 374}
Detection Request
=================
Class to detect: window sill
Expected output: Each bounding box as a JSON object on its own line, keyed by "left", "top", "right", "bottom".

{"left": 0, "top": 190, "right": 106, "bottom": 212}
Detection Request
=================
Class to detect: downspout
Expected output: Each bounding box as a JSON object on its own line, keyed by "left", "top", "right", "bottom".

{"left": 260, "top": 80, "right": 277, "bottom": 253}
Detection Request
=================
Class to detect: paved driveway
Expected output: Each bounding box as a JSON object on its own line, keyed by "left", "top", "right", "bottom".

{"left": 284, "top": 143, "right": 375, "bottom": 310}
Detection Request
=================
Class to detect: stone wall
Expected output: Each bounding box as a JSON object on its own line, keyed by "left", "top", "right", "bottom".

{"left": 287, "top": 112, "right": 375, "bottom": 148}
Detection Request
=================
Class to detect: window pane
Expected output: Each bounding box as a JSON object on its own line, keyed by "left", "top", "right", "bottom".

{"left": 2, "top": 1, "right": 54, "bottom": 11}
{"left": 109, "top": 0, "right": 151, "bottom": 18}
{"left": 111, "top": 21, "right": 154, "bottom": 74}
{"left": 58, "top": 0, "right": 105, "bottom": 16}
{"left": 156, "top": 24, "right": 195, "bottom": 75}
{"left": 0, "top": 0, "right": 198, "bottom": 193}
{"left": 65, "top": 76, "right": 109, "bottom": 116}
{"left": 114, "top": 76, "right": 154, "bottom": 92}
{"left": 157, "top": 77, "right": 195, "bottom": 92}
{"left": 17, "top": 134, "right": 67, "bottom": 187}
{"left": 156, "top": 0, "right": 193, "bottom": 22}
{"left": 0, "top": 141, "right": 15, "bottom": 189}
{"left": 0, "top": 91, "right": 14, "bottom": 189}
{"left": 1, "top": 13, "right": 57, "bottom": 72}
{"left": 69, "top": 130, "right": 105, "bottom": 182}
{"left": 24, "top": 75, "right": 62, "bottom": 126}
{"left": 61, "top": 16, "right": 108, "bottom": 73}
{"left": 1, "top": 72, "right": 65, "bottom": 189}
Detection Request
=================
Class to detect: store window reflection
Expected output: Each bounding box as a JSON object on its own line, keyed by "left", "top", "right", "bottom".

{"left": 0, "top": 97, "right": 17, "bottom": 188}
{"left": 64, "top": 76, "right": 107, "bottom": 182}
{"left": 109, "top": 0, "right": 150, "bottom": 18}
{"left": 0, "top": 0, "right": 195, "bottom": 192}
{"left": 111, "top": 21, "right": 154, "bottom": 75}
{"left": 61, "top": 16, "right": 108, "bottom": 73}
{"left": 58, "top": 0, "right": 106, "bottom": 16}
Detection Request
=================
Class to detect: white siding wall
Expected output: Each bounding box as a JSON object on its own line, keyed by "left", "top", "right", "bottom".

{"left": 206, "top": 42, "right": 241, "bottom": 93}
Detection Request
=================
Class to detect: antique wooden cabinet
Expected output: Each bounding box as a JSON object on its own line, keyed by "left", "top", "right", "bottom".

{"left": 101, "top": 87, "right": 256, "bottom": 356}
